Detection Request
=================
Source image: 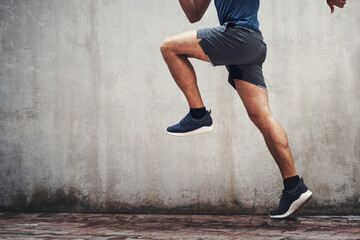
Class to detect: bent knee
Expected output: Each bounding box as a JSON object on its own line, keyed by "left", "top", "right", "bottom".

{"left": 160, "top": 38, "right": 175, "bottom": 56}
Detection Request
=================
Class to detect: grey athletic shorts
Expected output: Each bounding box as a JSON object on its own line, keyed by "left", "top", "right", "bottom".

{"left": 197, "top": 22, "right": 267, "bottom": 90}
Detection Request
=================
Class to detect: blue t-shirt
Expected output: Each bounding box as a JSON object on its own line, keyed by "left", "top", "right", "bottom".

{"left": 214, "top": 0, "right": 260, "bottom": 31}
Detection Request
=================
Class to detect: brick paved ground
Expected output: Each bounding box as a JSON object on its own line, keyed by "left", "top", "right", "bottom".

{"left": 0, "top": 212, "right": 360, "bottom": 239}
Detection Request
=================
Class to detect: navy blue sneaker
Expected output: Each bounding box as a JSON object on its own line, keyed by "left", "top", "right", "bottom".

{"left": 166, "top": 110, "right": 214, "bottom": 136}
{"left": 269, "top": 177, "right": 313, "bottom": 219}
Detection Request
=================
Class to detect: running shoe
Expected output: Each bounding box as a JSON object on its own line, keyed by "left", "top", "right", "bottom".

{"left": 166, "top": 110, "right": 214, "bottom": 136}
{"left": 269, "top": 177, "right": 313, "bottom": 219}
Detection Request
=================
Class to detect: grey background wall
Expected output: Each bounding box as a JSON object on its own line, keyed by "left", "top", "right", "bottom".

{"left": 0, "top": 0, "right": 359, "bottom": 214}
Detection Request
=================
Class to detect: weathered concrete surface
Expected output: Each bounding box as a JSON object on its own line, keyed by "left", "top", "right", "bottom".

{"left": 0, "top": 0, "right": 359, "bottom": 214}
{"left": 0, "top": 213, "right": 360, "bottom": 239}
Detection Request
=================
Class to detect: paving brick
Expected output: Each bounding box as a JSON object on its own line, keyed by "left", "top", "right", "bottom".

{"left": 190, "top": 215, "right": 207, "bottom": 224}
{"left": 237, "top": 215, "right": 253, "bottom": 226}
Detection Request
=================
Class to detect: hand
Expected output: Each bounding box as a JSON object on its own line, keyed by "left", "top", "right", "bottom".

{"left": 327, "top": 0, "right": 347, "bottom": 13}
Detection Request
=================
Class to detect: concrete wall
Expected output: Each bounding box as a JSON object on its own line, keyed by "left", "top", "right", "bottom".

{"left": 0, "top": 0, "right": 359, "bottom": 214}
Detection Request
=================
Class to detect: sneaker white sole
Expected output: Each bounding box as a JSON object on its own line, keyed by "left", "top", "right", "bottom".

{"left": 269, "top": 190, "right": 313, "bottom": 219}
{"left": 166, "top": 124, "right": 214, "bottom": 137}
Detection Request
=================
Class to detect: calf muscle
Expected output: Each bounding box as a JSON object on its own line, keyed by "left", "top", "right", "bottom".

{"left": 160, "top": 31, "right": 209, "bottom": 108}
{"left": 234, "top": 79, "right": 297, "bottom": 179}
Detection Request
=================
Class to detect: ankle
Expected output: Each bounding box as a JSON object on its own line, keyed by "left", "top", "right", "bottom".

{"left": 283, "top": 175, "right": 300, "bottom": 191}
{"left": 190, "top": 107, "right": 206, "bottom": 119}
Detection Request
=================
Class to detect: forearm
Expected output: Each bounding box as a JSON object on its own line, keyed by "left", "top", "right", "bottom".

{"left": 179, "top": 0, "right": 199, "bottom": 23}
{"left": 179, "top": 0, "right": 211, "bottom": 23}
{"left": 327, "top": 0, "right": 347, "bottom": 13}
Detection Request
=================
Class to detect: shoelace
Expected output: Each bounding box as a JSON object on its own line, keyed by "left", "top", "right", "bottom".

{"left": 278, "top": 195, "right": 284, "bottom": 208}
{"left": 179, "top": 113, "right": 191, "bottom": 125}
{"left": 277, "top": 190, "right": 286, "bottom": 208}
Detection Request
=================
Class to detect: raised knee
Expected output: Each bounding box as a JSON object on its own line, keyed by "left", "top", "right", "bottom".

{"left": 160, "top": 38, "right": 173, "bottom": 57}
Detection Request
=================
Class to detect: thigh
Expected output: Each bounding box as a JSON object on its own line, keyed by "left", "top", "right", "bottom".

{"left": 234, "top": 79, "right": 270, "bottom": 115}
{"left": 162, "top": 30, "right": 209, "bottom": 62}
{"left": 228, "top": 64, "right": 267, "bottom": 90}
{"left": 197, "top": 23, "right": 267, "bottom": 66}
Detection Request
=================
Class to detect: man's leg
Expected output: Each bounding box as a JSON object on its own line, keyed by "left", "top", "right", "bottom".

{"left": 161, "top": 30, "right": 214, "bottom": 136}
{"left": 234, "top": 79, "right": 297, "bottom": 179}
{"left": 234, "top": 79, "right": 313, "bottom": 218}
{"left": 160, "top": 30, "right": 209, "bottom": 109}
